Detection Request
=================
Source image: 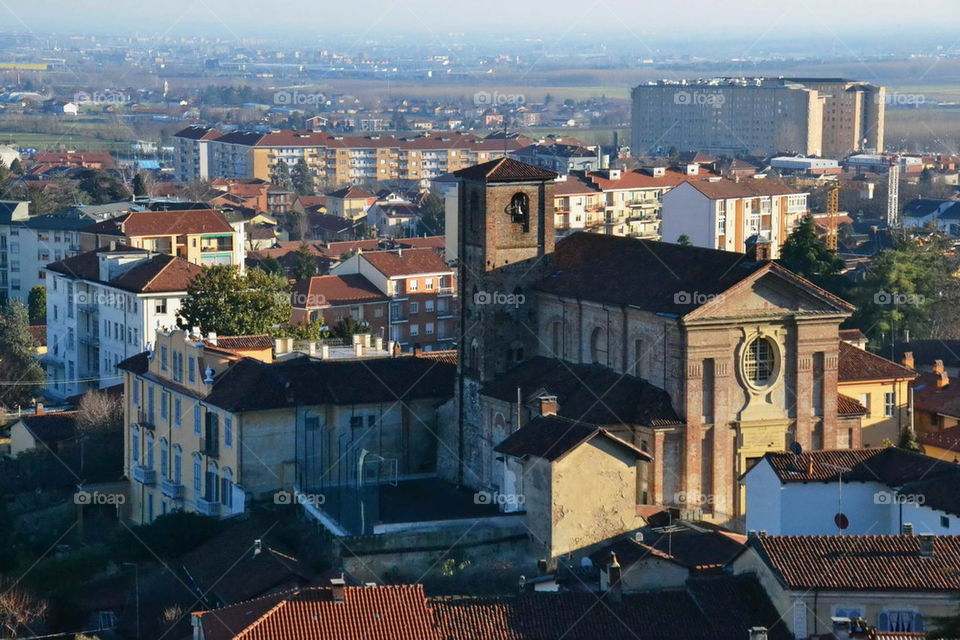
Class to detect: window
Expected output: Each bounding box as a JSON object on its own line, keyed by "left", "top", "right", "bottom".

{"left": 173, "top": 445, "right": 182, "bottom": 484}
{"left": 410, "top": 302, "right": 419, "bottom": 314}
{"left": 160, "top": 345, "right": 169, "bottom": 371}
{"left": 224, "top": 417, "right": 233, "bottom": 448}
{"left": 426, "top": 322, "right": 435, "bottom": 335}
{"left": 590, "top": 327, "right": 606, "bottom": 365}
{"left": 131, "top": 427, "right": 140, "bottom": 463}
{"left": 942, "top": 515, "right": 950, "bottom": 529}
{"left": 507, "top": 192, "right": 530, "bottom": 231}
{"left": 884, "top": 391, "right": 896, "bottom": 417}
{"left": 174, "top": 397, "right": 182, "bottom": 427}
{"left": 350, "top": 416, "right": 363, "bottom": 429}
{"left": 409, "top": 324, "right": 419, "bottom": 336}
{"left": 173, "top": 351, "right": 183, "bottom": 382}
{"left": 146, "top": 434, "right": 155, "bottom": 469}
{"left": 425, "top": 299, "right": 435, "bottom": 313}
{"left": 221, "top": 468, "right": 233, "bottom": 507}
{"left": 188, "top": 356, "right": 196, "bottom": 383}
{"left": 160, "top": 392, "right": 168, "bottom": 420}
{"left": 859, "top": 393, "right": 871, "bottom": 417}
{"left": 425, "top": 278, "right": 434, "bottom": 290}
{"left": 194, "top": 405, "right": 201, "bottom": 435}
{"left": 160, "top": 439, "right": 169, "bottom": 478}
{"left": 878, "top": 610, "right": 923, "bottom": 632}
{"left": 408, "top": 279, "right": 419, "bottom": 292}
{"left": 147, "top": 386, "right": 155, "bottom": 423}
{"left": 374, "top": 307, "right": 383, "bottom": 318}
{"left": 155, "top": 299, "right": 167, "bottom": 314}
{"left": 132, "top": 380, "right": 140, "bottom": 406}
{"left": 743, "top": 337, "right": 775, "bottom": 387}
{"left": 193, "top": 456, "right": 202, "bottom": 492}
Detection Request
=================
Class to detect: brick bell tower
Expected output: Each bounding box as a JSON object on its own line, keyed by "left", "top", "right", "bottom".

{"left": 448, "top": 157, "right": 557, "bottom": 486}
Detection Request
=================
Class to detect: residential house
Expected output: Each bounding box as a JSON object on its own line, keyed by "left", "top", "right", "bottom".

{"left": 326, "top": 186, "right": 376, "bottom": 220}
{"left": 44, "top": 245, "right": 203, "bottom": 399}
{"left": 733, "top": 533, "right": 957, "bottom": 637}
{"left": 365, "top": 200, "right": 421, "bottom": 237}
{"left": 510, "top": 141, "right": 600, "bottom": 174}
{"left": 290, "top": 274, "right": 389, "bottom": 334}
{"left": 661, "top": 178, "right": 809, "bottom": 258}
{"left": 331, "top": 247, "right": 456, "bottom": 351}
{"left": 7, "top": 409, "right": 78, "bottom": 456}
{"left": 902, "top": 198, "right": 960, "bottom": 236}
{"left": 743, "top": 448, "right": 960, "bottom": 536}
{"left": 910, "top": 360, "right": 960, "bottom": 433}
{"left": 79, "top": 209, "right": 245, "bottom": 268}
{"left": 118, "top": 329, "right": 455, "bottom": 525}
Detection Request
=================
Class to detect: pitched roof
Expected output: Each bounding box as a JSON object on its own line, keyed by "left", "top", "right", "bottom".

{"left": 195, "top": 585, "right": 439, "bottom": 640}
{"left": 292, "top": 274, "right": 388, "bottom": 309}
{"left": 327, "top": 186, "right": 376, "bottom": 200}
{"left": 681, "top": 178, "right": 803, "bottom": 199}
{"left": 481, "top": 357, "right": 681, "bottom": 428}
{"left": 172, "top": 125, "right": 220, "bottom": 140}
{"left": 912, "top": 370, "right": 960, "bottom": 419}
{"left": 591, "top": 529, "right": 746, "bottom": 572}
{"left": 453, "top": 157, "right": 557, "bottom": 183}
{"left": 837, "top": 393, "right": 868, "bottom": 416}
{"left": 753, "top": 534, "right": 960, "bottom": 592}
{"left": 82, "top": 209, "right": 234, "bottom": 236}
{"left": 919, "top": 424, "right": 960, "bottom": 454}
{"left": 211, "top": 335, "right": 274, "bottom": 351}
{"left": 46, "top": 247, "right": 201, "bottom": 293}
{"left": 494, "top": 414, "right": 650, "bottom": 462}
{"left": 838, "top": 341, "right": 916, "bottom": 382}
{"left": 197, "top": 355, "right": 455, "bottom": 412}
{"left": 359, "top": 247, "right": 451, "bottom": 277}
{"left": 14, "top": 411, "right": 79, "bottom": 447}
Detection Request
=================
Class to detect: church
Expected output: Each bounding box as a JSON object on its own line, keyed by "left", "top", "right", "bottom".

{"left": 438, "top": 157, "right": 860, "bottom": 559}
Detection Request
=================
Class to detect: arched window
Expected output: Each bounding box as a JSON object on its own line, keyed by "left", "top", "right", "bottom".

{"left": 206, "top": 461, "right": 219, "bottom": 502}
{"left": 145, "top": 433, "right": 155, "bottom": 470}
{"left": 160, "top": 438, "right": 169, "bottom": 478}
{"left": 221, "top": 467, "right": 233, "bottom": 508}
{"left": 744, "top": 337, "right": 776, "bottom": 387}
{"left": 590, "top": 327, "right": 606, "bottom": 365}
{"left": 192, "top": 453, "right": 202, "bottom": 492}
{"left": 506, "top": 192, "right": 530, "bottom": 232}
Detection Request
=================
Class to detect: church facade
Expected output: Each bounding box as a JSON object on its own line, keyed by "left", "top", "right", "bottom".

{"left": 440, "top": 157, "right": 859, "bottom": 555}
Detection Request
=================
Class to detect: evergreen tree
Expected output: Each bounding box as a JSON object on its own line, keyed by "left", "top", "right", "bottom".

{"left": 417, "top": 192, "right": 445, "bottom": 236}
{"left": 290, "top": 243, "right": 317, "bottom": 282}
{"left": 8, "top": 158, "right": 21, "bottom": 175}
{"left": 677, "top": 234, "right": 692, "bottom": 246}
{"left": 176, "top": 265, "right": 291, "bottom": 336}
{"left": 899, "top": 426, "right": 921, "bottom": 452}
{"left": 76, "top": 169, "right": 131, "bottom": 204}
{"left": 779, "top": 215, "right": 844, "bottom": 279}
{"left": 132, "top": 172, "right": 148, "bottom": 197}
{"left": 291, "top": 158, "right": 315, "bottom": 196}
{"left": 0, "top": 300, "right": 44, "bottom": 408}
{"left": 271, "top": 161, "right": 293, "bottom": 191}
{"left": 27, "top": 286, "right": 45, "bottom": 325}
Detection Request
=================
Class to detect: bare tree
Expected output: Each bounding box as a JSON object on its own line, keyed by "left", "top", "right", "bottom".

{"left": 0, "top": 583, "right": 49, "bottom": 638}
{"left": 76, "top": 390, "right": 123, "bottom": 436}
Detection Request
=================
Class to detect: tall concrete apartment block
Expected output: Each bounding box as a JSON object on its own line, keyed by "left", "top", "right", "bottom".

{"left": 631, "top": 77, "right": 884, "bottom": 159}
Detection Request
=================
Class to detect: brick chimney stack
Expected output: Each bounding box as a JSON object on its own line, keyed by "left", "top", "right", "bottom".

{"left": 902, "top": 351, "right": 915, "bottom": 369}
{"left": 606, "top": 552, "right": 622, "bottom": 604}
{"left": 934, "top": 360, "right": 949, "bottom": 388}
{"left": 538, "top": 395, "right": 558, "bottom": 417}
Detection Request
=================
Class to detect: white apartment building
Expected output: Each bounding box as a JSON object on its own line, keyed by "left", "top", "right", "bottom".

{"left": 44, "top": 245, "right": 202, "bottom": 399}
{"left": 661, "top": 178, "right": 808, "bottom": 258}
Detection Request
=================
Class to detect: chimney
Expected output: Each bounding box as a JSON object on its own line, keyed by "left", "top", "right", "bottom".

{"left": 902, "top": 351, "right": 915, "bottom": 369}
{"left": 207, "top": 332, "right": 218, "bottom": 347}
{"left": 748, "top": 628, "right": 768, "bottom": 640}
{"left": 330, "top": 576, "right": 346, "bottom": 603}
{"left": 34, "top": 403, "right": 44, "bottom": 416}
{"left": 354, "top": 342, "right": 363, "bottom": 357}
{"left": 321, "top": 344, "right": 330, "bottom": 359}
{"left": 685, "top": 163, "right": 699, "bottom": 176}
{"left": 934, "top": 359, "right": 944, "bottom": 375}
{"left": 538, "top": 395, "right": 558, "bottom": 417}
{"left": 253, "top": 539, "right": 262, "bottom": 556}
{"left": 375, "top": 336, "right": 383, "bottom": 351}
{"left": 413, "top": 344, "right": 423, "bottom": 357}
{"left": 919, "top": 533, "right": 935, "bottom": 557}
{"left": 806, "top": 456, "right": 814, "bottom": 476}
{"left": 902, "top": 522, "right": 914, "bottom": 535}
{"left": 935, "top": 360, "right": 949, "bottom": 388}
{"left": 606, "top": 552, "right": 622, "bottom": 604}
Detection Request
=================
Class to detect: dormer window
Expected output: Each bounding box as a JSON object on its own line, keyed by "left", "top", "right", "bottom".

{"left": 506, "top": 193, "right": 530, "bottom": 232}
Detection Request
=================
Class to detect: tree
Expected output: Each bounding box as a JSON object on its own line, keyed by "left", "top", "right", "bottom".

{"left": 258, "top": 256, "right": 284, "bottom": 276}
{"left": 0, "top": 300, "right": 44, "bottom": 408}
{"left": 76, "top": 168, "right": 132, "bottom": 204}
{"left": 333, "top": 315, "right": 367, "bottom": 341}
{"left": 271, "top": 161, "right": 293, "bottom": 191}
{"left": 899, "top": 426, "right": 921, "bottom": 452}
{"left": 132, "top": 172, "right": 149, "bottom": 197}
{"left": 76, "top": 389, "right": 123, "bottom": 435}
{"left": 676, "top": 234, "right": 692, "bottom": 246}
{"left": 8, "top": 157, "right": 22, "bottom": 175}
{"left": 177, "top": 265, "right": 291, "bottom": 336}
{"left": 27, "top": 286, "right": 46, "bottom": 324}
{"left": 778, "top": 215, "right": 844, "bottom": 279}
{"left": 291, "top": 158, "right": 315, "bottom": 196}
{"left": 417, "top": 192, "right": 445, "bottom": 236}
{"left": 0, "top": 582, "right": 48, "bottom": 638}
{"left": 290, "top": 243, "right": 317, "bottom": 282}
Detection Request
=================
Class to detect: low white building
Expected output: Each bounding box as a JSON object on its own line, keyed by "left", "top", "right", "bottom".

{"left": 43, "top": 245, "right": 202, "bottom": 399}
{"left": 743, "top": 448, "right": 960, "bottom": 536}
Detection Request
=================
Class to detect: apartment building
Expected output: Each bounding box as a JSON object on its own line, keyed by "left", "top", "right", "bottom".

{"left": 119, "top": 329, "right": 454, "bottom": 524}
{"left": 510, "top": 141, "right": 601, "bottom": 174}
{"left": 171, "top": 125, "right": 221, "bottom": 183}
{"left": 79, "top": 209, "right": 245, "bottom": 268}
{"left": 631, "top": 77, "right": 885, "bottom": 158}
{"left": 331, "top": 248, "right": 456, "bottom": 351}
{"left": 172, "top": 127, "right": 530, "bottom": 188}
{"left": 661, "top": 178, "right": 809, "bottom": 258}
{"left": 44, "top": 245, "right": 202, "bottom": 399}
{"left": 290, "top": 274, "right": 389, "bottom": 334}
{"left": 552, "top": 165, "right": 716, "bottom": 238}
{"left": 0, "top": 200, "right": 143, "bottom": 302}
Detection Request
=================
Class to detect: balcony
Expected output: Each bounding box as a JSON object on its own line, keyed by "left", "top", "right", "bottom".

{"left": 437, "top": 286, "right": 455, "bottom": 296}
{"left": 161, "top": 477, "right": 184, "bottom": 500}
{"left": 136, "top": 409, "right": 155, "bottom": 429}
{"left": 78, "top": 331, "right": 99, "bottom": 346}
{"left": 200, "top": 437, "right": 219, "bottom": 458}
{"left": 132, "top": 464, "right": 156, "bottom": 485}
{"left": 195, "top": 497, "right": 221, "bottom": 517}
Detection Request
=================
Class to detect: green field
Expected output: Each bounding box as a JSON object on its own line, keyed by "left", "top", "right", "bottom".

{"left": 0, "top": 131, "right": 131, "bottom": 152}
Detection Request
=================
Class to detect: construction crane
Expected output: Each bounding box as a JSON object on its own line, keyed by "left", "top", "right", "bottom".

{"left": 825, "top": 181, "right": 875, "bottom": 251}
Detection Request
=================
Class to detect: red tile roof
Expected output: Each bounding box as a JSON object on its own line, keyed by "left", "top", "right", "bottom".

{"left": 838, "top": 393, "right": 868, "bottom": 416}
{"left": 919, "top": 424, "right": 960, "bottom": 453}
{"left": 83, "top": 209, "right": 234, "bottom": 237}
{"left": 758, "top": 449, "right": 883, "bottom": 483}
{"left": 195, "top": 585, "right": 440, "bottom": 640}
{"left": 913, "top": 370, "right": 960, "bottom": 419}
{"left": 585, "top": 167, "right": 715, "bottom": 191}
{"left": 683, "top": 178, "right": 804, "bottom": 199}
{"left": 495, "top": 415, "right": 651, "bottom": 463}
{"left": 838, "top": 341, "right": 917, "bottom": 382}
{"left": 292, "top": 274, "right": 388, "bottom": 309}
{"left": 359, "top": 247, "right": 451, "bottom": 278}
{"left": 754, "top": 534, "right": 960, "bottom": 591}
{"left": 47, "top": 247, "right": 202, "bottom": 293}
{"left": 210, "top": 335, "right": 275, "bottom": 351}
{"left": 453, "top": 157, "right": 557, "bottom": 183}
{"left": 839, "top": 328, "right": 867, "bottom": 343}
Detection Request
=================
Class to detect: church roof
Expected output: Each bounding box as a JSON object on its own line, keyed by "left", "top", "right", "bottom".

{"left": 452, "top": 157, "right": 557, "bottom": 183}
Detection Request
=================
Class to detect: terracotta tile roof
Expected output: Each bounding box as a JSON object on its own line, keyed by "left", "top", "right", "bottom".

{"left": 753, "top": 534, "right": 960, "bottom": 591}
{"left": 82, "top": 209, "right": 234, "bottom": 237}
{"left": 195, "top": 585, "right": 439, "bottom": 640}
{"left": 838, "top": 341, "right": 916, "bottom": 382}
{"left": 292, "top": 274, "right": 388, "bottom": 308}
{"left": 416, "top": 350, "right": 457, "bottom": 366}
{"left": 453, "top": 157, "right": 557, "bottom": 183}
{"left": 552, "top": 172, "right": 601, "bottom": 196}
{"left": 913, "top": 370, "right": 960, "bottom": 419}
{"left": 920, "top": 424, "right": 960, "bottom": 453}
{"left": 839, "top": 328, "right": 867, "bottom": 342}
{"left": 359, "top": 247, "right": 451, "bottom": 277}
{"left": 297, "top": 195, "right": 327, "bottom": 208}
{"left": 209, "top": 335, "right": 274, "bottom": 351}
{"left": 324, "top": 236, "right": 444, "bottom": 257}
{"left": 495, "top": 414, "right": 650, "bottom": 462}
{"left": 591, "top": 529, "right": 746, "bottom": 572}
{"left": 14, "top": 411, "right": 79, "bottom": 447}
{"left": 584, "top": 167, "right": 715, "bottom": 191}
{"left": 482, "top": 357, "right": 681, "bottom": 428}
{"left": 46, "top": 247, "right": 201, "bottom": 293}
{"left": 327, "top": 186, "right": 376, "bottom": 200}
{"left": 760, "top": 448, "right": 886, "bottom": 483}
{"left": 838, "top": 393, "right": 868, "bottom": 416}
{"left": 682, "top": 178, "right": 803, "bottom": 199}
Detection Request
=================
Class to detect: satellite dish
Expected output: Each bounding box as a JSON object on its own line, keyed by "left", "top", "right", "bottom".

{"left": 790, "top": 441, "right": 804, "bottom": 456}
{"left": 835, "top": 513, "right": 849, "bottom": 531}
